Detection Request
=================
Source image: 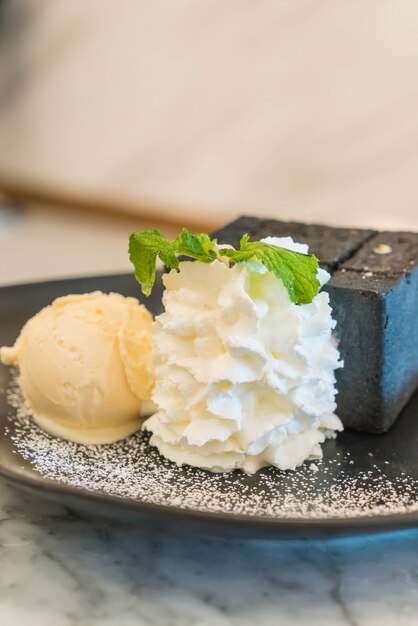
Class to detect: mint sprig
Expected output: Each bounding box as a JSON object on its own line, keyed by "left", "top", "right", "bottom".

{"left": 218, "top": 234, "right": 320, "bottom": 305}
{"left": 129, "top": 228, "right": 217, "bottom": 296}
{"left": 129, "top": 228, "right": 320, "bottom": 304}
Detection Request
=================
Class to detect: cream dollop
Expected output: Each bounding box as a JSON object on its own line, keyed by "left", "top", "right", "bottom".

{"left": 144, "top": 237, "right": 343, "bottom": 473}
{"left": 1, "top": 292, "right": 155, "bottom": 444}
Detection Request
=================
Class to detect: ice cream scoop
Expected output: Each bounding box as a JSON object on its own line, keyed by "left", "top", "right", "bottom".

{"left": 0, "top": 291, "right": 154, "bottom": 444}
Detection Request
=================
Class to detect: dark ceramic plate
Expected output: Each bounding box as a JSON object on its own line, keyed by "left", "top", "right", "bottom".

{"left": 0, "top": 273, "right": 417, "bottom": 539}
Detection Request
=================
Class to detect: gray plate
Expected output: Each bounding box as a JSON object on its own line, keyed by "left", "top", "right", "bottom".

{"left": 0, "top": 273, "right": 417, "bottom": 539}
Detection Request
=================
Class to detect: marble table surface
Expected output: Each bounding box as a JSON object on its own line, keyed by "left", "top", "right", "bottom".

{"left": 0, "top": 479, "right": 417, "bottom": 626}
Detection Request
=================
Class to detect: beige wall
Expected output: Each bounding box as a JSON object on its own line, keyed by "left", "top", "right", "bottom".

{"left": 0, "top": 0, "right": 417, "bottom": 230}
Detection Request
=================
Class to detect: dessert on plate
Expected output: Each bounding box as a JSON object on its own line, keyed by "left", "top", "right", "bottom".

{"left": 128, "top": 228, "right": 342, "bottom": 472}
{"left": 214, "top": 217, "right": 418, "bottom": 433}
{"left": 1, "top": 218, "right": 417, "bottom": 476}
{"left": 0, "top": 292, "right": 154, "bottom": 444}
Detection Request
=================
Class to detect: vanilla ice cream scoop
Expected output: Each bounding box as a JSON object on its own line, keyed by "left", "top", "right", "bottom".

{"left": 0, "top": 292, "right": 155, "bottom": 444}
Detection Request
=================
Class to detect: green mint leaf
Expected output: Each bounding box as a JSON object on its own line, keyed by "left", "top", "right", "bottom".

{"left": 129, "top": 230, "right": 178, "bottom": 296}
{"left": 176, "top": 228, "right": 217, "bottom": 262}
{"left": 129, "top": 228, "right": 320, "bottom": 303}
{"left": 129, "top": 228, "right": 217, "bottom": 296}
{"left": 218, "top": 236, "right": 320, "bottom": 305}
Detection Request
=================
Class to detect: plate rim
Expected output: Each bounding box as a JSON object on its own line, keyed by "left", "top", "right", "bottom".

{"left": 1, "top": 457, "right": 418, "bottom": 538}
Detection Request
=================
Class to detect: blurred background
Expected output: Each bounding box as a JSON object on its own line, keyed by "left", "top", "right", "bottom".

{"left": 0, "top": 0, "right": 417, "bottom": 284}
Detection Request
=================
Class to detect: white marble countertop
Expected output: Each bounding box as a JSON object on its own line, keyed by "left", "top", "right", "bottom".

{"left": 1, "top": 205, "right": 418, "bottom": 625}
{"left": 0, "top": 480, "right": 417, "bottom": 626}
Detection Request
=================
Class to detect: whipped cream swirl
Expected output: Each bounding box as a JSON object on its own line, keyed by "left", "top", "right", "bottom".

{"left": 144, "top": 237, "right": 343, "bottom": 473}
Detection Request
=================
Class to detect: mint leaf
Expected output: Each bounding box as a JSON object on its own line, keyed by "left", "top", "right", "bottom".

{"left": 129, "top": 228, "right": 320, "bottom": 304}
{"left": 176, "top": 228, "right": 217, "bottom": 262}
{"left": 218, "top": 235, "right": 320, "bottom": 305}
{"left": 129, "top": 228, "right": 217, "bottom": 296}
{"left": 129, "top": 230, "right": 177, "bottom": 296}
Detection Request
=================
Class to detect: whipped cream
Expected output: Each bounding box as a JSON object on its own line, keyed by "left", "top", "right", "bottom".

{"left": 144, "top": 237, "right": 343, "bottom": 473}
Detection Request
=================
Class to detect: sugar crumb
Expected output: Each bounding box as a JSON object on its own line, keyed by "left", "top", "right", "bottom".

{"left": 373, "top": 244, "right": 392, "bottom": 255}
{"left": 4, "top": 378, "right": 418, "bottom": 522}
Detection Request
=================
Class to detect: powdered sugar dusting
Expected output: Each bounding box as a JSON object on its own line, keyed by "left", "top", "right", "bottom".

{"left": 5, "top": 377, "right": 418, "bottom": 520}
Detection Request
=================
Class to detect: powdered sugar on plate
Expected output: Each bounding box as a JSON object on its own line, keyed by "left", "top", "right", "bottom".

{"left": 5, "top": 378, "right": 418, "bottom": 520}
